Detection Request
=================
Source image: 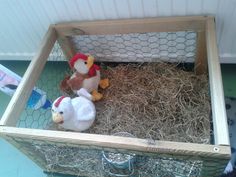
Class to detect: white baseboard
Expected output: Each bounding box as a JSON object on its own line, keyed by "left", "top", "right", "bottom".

{"left": 220, "top": 54, "right": 236, "bottom": 63}
{"left": 0, "top": 53, "right": 35, "bottom": 60}
{"left": 0, "top": 53, "right": 66, "bottom": 61}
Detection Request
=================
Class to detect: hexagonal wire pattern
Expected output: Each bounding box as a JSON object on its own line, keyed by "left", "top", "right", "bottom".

{"left": 17, "top": 31, "right": 197, "bottom": 129}
{"left": 72, "top": 31, "right": 196, "bottom": 63}
{"left": 17, "top": 42, "right": 69, "bottom": 129}
{"left": 12, "top": 137, "right": 203, "bottom": 177}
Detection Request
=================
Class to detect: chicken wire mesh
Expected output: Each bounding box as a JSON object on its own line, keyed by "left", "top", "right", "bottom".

{"left": 5, "top": 137, "right": 204, "bottom": 177}
{"left": 17, "top": 31, "right": 198, "bottom": 130}
{"left": 72, "top": 31, "right": 197, "bottom": 63}
{"left": 7, "top": 136, "right": 227, "bottom": 177}
{"left": 17, "top": 42, "right": 69, "bottom": 129}
{"left": 12, "top": 31, "right": 222, "bottom": 176}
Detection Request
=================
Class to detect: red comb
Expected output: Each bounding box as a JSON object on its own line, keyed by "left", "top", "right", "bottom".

{"left": 54, "top": 96, "right": 66, "bottom": 107}
{"left": 88, "top": 64, "right": 101, "bottom": 77}
{"left": 69, "top": 53, "right": 88, "bottom": 68}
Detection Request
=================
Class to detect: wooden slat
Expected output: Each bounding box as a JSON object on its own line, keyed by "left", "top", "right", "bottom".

{"left": 0, "top": 25, "right": 57, "bottom": 126}
{"left": 56, "top": 32, "right": 77, "bottom": 60}
{"left": 54, "top": 16, "right": 207, "bottom": 36}
{"left": 195, "top": 31, "right": 207, "bottom": 74}
{"left": 0, "top": 126, "right": 231, "bottom": 159}
{"left": 206, "top": 17, "right": 230, "bottom": 145}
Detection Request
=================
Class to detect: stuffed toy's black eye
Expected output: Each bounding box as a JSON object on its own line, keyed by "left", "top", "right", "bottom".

{"left": 84, "top": 61, "right": 87, "bottom": 65}
{"left": 59, "top": 111, "right": 63, "bottom": 114}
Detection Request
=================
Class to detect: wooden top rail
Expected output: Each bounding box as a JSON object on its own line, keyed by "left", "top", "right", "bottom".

{"left": 0, "top": 126, "right": 231, "bottom": 159}
{"left": 55, "top": 16, "right": 208, "bottom": 37}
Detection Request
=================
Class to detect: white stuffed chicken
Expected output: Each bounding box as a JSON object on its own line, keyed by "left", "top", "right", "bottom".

{"left": 51, "top": 88, "right": 96, "bottom": 131}
{"left": 67, "top": 53, "right": 109, "bottom": 101}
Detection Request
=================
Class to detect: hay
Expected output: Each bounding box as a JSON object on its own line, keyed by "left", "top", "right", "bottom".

{"left": 42, "top": 62, "right": 211, "bottom": 176}
{"left": 24, "top": 139, "right": 202, "bottom": 177}
{"left": 86, "top": 62, "right": 211, "bottom": 144}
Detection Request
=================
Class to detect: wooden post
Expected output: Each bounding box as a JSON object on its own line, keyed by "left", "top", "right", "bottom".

{"left": 206, "top": 17, "right": 229, "bottom": 145}
{"left": 195, "top": 31, "right": 207, "bottom": 74}
{"left": 56, "top": 35, "right": 76, "bottom": 60}
{"left": 55, "top": 27, "right": 79, "bottom": 60}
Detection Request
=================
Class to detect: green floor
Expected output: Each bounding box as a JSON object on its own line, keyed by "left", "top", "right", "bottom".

{"left": 222, "top": 64, "right": 236, "bottom": 98}
{"left": 0, "top": 61, "right": 235, "bottom": 177}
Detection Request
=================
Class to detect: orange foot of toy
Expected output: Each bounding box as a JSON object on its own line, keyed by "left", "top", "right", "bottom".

{"left": 99, "top": 78, "right": 109, "bottom": 89}
{"left": 92, "top": 90, "right": 103, "bottom": 101}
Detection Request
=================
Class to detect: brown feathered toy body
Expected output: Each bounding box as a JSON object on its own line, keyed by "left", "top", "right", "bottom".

{"left": 60, "top": 53, "right": 109, "bottom": 101}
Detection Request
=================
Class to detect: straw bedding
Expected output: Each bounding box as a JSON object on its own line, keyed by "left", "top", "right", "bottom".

{"left": 42, "top": 62, "right": 211, "bottom": 176}
{"left": 85, "top": 62, "right": 211, "bottom": 144}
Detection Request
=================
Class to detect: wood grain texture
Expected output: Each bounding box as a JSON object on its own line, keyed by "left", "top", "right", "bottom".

{"left": 195, "top": 31, "right": 207, "bottom": 74}
{"left": 206, "top": 17, "right": 230, "bottom": 145}
{"left": 0, "top": 126, "right": 230, "bottom": 159}
{"left": 56, "top": 35, "right": 76, "bottom": 60}
{"left": 54, "top": 16, "right": 207, "bottom": 36}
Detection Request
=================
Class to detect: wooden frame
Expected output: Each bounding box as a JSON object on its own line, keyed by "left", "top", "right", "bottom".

{"left": 0, "top": 16, "right": 230, "bottom": 176}
{"left": 0, "top": 126, "right": 230, "bottom": 157}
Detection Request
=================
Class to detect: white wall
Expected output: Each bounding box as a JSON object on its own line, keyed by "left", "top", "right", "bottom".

{"left": 0, "top": 0, "right": 235, "bottom": 62}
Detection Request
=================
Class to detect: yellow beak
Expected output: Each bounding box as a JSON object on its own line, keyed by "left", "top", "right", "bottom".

{"left": 87, "top": 55, "right": 94, "bottom": 69}
{"left": 52, "top": 113, "right": 64, "bottom": 124}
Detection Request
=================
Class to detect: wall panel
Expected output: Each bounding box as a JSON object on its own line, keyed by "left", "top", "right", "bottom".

{"left": 0, "top": 0, "right": 235, "bottom": 62}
